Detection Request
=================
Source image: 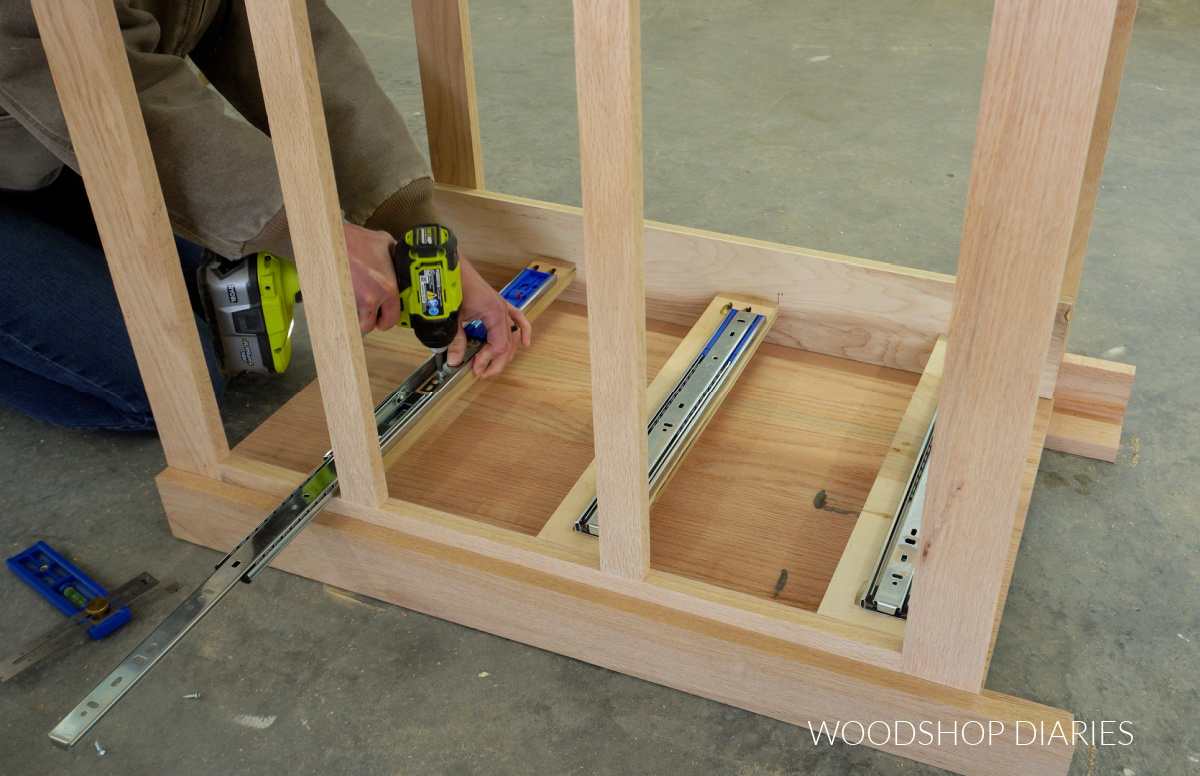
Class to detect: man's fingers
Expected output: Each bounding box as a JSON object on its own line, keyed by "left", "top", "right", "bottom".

{"left": 475, "top": 326, "right": 518, "bottom": 379}
{"left": 484, "top": 336, "right": 518, "bottom": 379}
{"left": 358, "top": 306, "right": 378, "bottom": 334}
{"left": 447, "top": 327, "right": 467, "bottom": 367}
{"left": 377, "top": 294, "right": 401, "bottom": 331}
{"left": 472, "top": 343, "right": 495, "bottom": 377}
{"left": 508, "top": 303, "right": 532, "bottom": 347}
{"left": 483, "top": 310, "right": 512, "bottom": 357}
{"left": 475, "top": 345, "right": 507, "bottom": 379}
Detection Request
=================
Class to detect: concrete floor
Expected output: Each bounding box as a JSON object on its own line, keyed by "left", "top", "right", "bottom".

{"left": 2, "top": 1, "right": 1198, "bottom": 774}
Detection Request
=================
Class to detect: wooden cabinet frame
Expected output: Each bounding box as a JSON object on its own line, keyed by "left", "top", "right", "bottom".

{"left": 32, "top": 0, "right": 1139, "bottom": 773}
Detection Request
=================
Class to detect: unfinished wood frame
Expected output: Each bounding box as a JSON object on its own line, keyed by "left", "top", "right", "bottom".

{"left": 243, "top": 0, "right": 388, "bottom": 507}
{"left": 574, "top": 0, "right": 650, "bottom": 580}
{"left": 36, "top": 0, "right": 1140, "bottom": 772}
{"left": 411, "top": 0, "right": 484, "bottom": 188}
{"left": 1063, "top": 0, "right": 1140, "bottom": 302}
{"left": 902, "top": 0, "right": 1123, "bottom": 693}
{"left": 30, "top": 0, "right": 229, "bottom": 478}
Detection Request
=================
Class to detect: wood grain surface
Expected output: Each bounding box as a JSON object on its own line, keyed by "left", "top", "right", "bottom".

{"left": 901, "top": 0, "right": 1121, "bottom": 692}
{"left": 818, "top": 339, "right": 946, "bottom": 636}
{"left": 436, "top": 184, "right": 956, "bottom": 374}
{"left": 244, "top": 0, "right": 387, "bottom": 506}
{"left": 1045, "top": 353, "right": 1135, "bottom": 461}
{"left": 1062, "top": 0, "right": 1139, "bottom": 301}
{"left": 412, "top": 0, "right": 484, "bottom": 188}
{"left": 573, "top": 0, "right": 650, "bottom": 580}
{"left": 436, "top": 186, "right": 1073, "bottom": 398}
{"left": 32, "top": 0, "right": 229, "bottom": 477}
{"left": 160, "top": 468, "right": 1075, "bottom": 776}
{"left": 234, "top": 298, "right": 917, "bottom": 612}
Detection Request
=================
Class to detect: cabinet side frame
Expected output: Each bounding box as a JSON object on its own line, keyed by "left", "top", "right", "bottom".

{"left": 35, "top": 2, "right": 1136, "bottom": 766}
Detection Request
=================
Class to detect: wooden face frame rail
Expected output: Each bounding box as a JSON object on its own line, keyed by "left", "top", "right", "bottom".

{"left": 33, "top": 0, "right": 1137, "bottom": 773}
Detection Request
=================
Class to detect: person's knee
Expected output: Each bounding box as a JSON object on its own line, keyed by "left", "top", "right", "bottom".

{"left": 0, "top": 356, "right": 156, "bottom": 431}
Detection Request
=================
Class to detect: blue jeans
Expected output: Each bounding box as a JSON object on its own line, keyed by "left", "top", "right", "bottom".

{"left": 0, "top": 170, "right": 227, "bottom": 430}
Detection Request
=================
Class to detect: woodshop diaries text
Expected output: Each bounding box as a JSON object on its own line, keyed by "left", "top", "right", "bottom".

{"left": 807, "top": 720, "right": 1134, "bottom": 747}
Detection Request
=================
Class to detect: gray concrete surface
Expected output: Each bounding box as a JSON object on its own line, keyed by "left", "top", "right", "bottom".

{"left": 2, "top": 1, "right": 1198, "bottom": 774}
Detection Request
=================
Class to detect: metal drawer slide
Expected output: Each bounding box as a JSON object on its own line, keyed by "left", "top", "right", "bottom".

{"left": 49, "top": 267, "right": 560, "bottom": 749}
{"left": 860, "top": 411, "right": 936, "bottom": 618}
{"left": 576, "top": 305, "right": 767, "bottom": 536}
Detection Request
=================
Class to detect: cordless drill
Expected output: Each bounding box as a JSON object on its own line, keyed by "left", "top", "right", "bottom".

{"left": 394, "top": 223, "right": 463, "bottom": 372}
{"left": 198, "top": 224, "right": 464, "bottom": 376}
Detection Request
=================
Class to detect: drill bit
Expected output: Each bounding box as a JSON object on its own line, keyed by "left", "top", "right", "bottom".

{"left": 433, "top": 350, "right": 446, "bottom": 373}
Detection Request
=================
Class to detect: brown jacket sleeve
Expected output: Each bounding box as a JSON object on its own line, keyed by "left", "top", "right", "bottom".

{"left": 192, "top": 0, "right": 439, "bottom": 243}
{"left": 0, "top": 0, "right": 289, "bottom": 259}
{"left": 0, "top": 0, "right": 437, "bottom": 258}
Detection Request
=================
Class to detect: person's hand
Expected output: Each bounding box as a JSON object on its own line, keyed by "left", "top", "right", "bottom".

{"left": 447, "top": 254, "right": 532, "bottom": 379}
{"left": 343, "top": 223, "right": 400, "bottom": 334}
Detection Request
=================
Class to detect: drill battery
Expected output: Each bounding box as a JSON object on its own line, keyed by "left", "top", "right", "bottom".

{"left": 198, "top": 250, "right": 300, "bottom": 376}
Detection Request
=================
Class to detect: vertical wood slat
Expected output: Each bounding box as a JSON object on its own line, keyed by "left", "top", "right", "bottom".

{"left": 901, "top": 0, "right": 1121, "bottom": 692}
{"left": 573, "top": 0, "right": 649, "bottom": 580}
{"left": 412, "top": 0, "right": 484, "bottom": 189}
{"left": 1061, "top": 0, "right": 1138, "bottom": 302}
{"left": 243, "top": 0, "right": 388, "bottom": 507}
{"left": 32, "top": 0, "right": 229, "bottom": 477}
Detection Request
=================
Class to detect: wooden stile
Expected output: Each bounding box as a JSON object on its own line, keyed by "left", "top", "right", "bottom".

{"left": 1062, "top": 0, "right": 1139, "bottom": 302}
{"left": 31, "top": 0, "right": 229, "bottom": 478}
{"left": 901, "top": 0, "right": 1122, "bottom": 693}
{"left": 412, "top": 0, "right": 485, "bottom": 189}
{"left": 573, "top": 0, "right": 651, "bottom": 580}
{"left": 243, "top": 0, "right": 388, "bottom": 507}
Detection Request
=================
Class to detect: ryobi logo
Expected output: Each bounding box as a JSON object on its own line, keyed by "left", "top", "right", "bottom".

{"left": 226, "top": 285, "right": 238, "bottom": 303}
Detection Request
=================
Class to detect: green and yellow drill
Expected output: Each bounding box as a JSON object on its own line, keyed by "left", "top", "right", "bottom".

{"left": 199, "top": 223, "right": 463, "bottom": 376}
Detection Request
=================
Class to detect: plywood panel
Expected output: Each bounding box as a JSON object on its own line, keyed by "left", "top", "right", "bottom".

{"left": 233, "top": 302, "right": 676, "bottom": 535}
{"left": 650, "top": 345, "right": 914, "bottom": 611}
{"left": 234, "top": 299, "right": 917, "bottom": 611}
